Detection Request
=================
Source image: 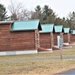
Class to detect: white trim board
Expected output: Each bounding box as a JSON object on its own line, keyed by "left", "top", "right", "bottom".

{"left": 63, "top": 43, "right": 69, "bottom": 45}
{"left": 0, "top": 50, "right": 37, "bottom": 56}
{"left": 46, "top": 48, "right": 52, "bottom": 50}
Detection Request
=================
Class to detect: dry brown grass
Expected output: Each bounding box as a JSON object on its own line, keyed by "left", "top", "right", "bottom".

{"left": 0, "top": 59, "right": 75, "bottom": 75}
{"left": 0, "top": 45, "right": 75, "bottom": 75}
{"left": 10, "top": 60, "right": 75, "bottom": 75}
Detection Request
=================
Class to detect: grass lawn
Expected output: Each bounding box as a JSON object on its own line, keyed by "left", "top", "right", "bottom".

{"left": 0, "top": 45, "right": 75, "bottom": 75}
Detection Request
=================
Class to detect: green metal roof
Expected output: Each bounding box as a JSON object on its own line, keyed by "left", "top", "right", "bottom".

{"left": 72, "top": 30, "right": 75, "bottom": 34}
{"left": 64, "top": 28, "right": 70, "bottom": 33}
{"left": 40, "top": 24, "right": 54, "bottom": 33}
{"left": 54, "top": 25, "right": 63, "bottom": 33}
{"left": 10, "top": 19, "right": 41, "bottom": 31}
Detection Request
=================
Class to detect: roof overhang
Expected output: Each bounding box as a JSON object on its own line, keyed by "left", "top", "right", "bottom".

{"left": 0, "top": 21, "right": 13, "bottom": 24}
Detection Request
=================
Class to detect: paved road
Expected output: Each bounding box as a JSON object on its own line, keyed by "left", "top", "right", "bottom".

{"left": 0, "top": 56, "right": 75, "bottom": 63}
{"left": 58, "top": 69, "right": 75, "bottom": 75}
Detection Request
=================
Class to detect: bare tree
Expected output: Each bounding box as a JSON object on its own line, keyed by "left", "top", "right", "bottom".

{"left": 31, "top": 11, "right": 39, "bottom": 19}
{"left": 18, "top": 9, "right": 30, "bottom": 20}
{"left": 8, "top": 0, "right": 30, "bottom": 20}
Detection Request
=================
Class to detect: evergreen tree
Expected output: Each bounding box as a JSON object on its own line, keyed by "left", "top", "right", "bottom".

{"left": 0, "top": 4, "right": 8, "bottom": 21}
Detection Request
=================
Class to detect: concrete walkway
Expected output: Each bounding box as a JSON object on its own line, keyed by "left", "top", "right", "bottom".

{"left": 0, "top": 56, "right": 75, "bottom": 63}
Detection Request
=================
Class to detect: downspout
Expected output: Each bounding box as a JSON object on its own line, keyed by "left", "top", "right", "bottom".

{"left": 51, "top": 32, "right": 54, "bottom": 48}
{"left": 35, "top": 30, "right": 40, "bottom": 50}
{"left": 68, "top": 33, "right": 70, "bottom": 43}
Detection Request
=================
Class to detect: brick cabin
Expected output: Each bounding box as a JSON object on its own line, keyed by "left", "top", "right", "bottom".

{"left": 63, "top": 28, "right": 70, "bottom": 46}
{"left": 0, "top": 21, "right": 13, "bottom": 55}
{"left": 39, "top": 24, "right": 54, "bottom": 52}
{"left": 53, "top": 25, "right": 63, "bottom": 50}
{"left": 0, "top": 19, "right": 42, "bottom": 55}
{"left": 70, "top": 30, "right": 75, "bottom": 44}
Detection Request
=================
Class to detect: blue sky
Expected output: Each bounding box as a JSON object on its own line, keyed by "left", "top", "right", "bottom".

{"left": 0, "top": 0, "right": 75, "bottom": 18}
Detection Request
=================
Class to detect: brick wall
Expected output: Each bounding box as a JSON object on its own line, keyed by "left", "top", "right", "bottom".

{"left": 70, "top": 34, "right": 75, "bottom": 42}
{"left": 39, "top": 33, "right": 51, "bottom": 49}
{"left": 10, "top": 31, "right": 35, "bottom": 51}
{"left": 63, "top": 33, "right": 68, "bottom": 42}
{"left": 0, "top": 24, "right": 11, "bottom": 51}
{"left": 0, "top": 23, "right": 36, "bottom": 51}
{"left": 53, "top": 33, "right": 61, "bottom": 45}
